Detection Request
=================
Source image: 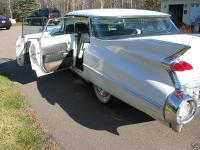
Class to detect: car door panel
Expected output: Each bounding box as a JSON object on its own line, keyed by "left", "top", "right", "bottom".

{"left": 28, "top": 39, "right": 45, "bottom": 77}
{"left": 42, "top": 42, "right": 69, "bottom": 71}
{"left": 24, "top": 17, "right": 77, "bottom": 77}
{"left": 28, "top": 17, "right": 76, "bottom": 77}
{"left": 40, "top": 34, "right": 74, "bottom": 73}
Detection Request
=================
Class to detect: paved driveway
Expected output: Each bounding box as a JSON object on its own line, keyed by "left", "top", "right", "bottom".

{"left": 0, "top": 26, "right": 200, "bottom": 150}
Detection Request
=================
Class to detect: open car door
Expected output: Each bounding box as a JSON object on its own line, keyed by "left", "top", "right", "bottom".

{"left": 29, "top": 17, "right": 75, "bottom": 77}
{"left": 16, "top": 17, "right": 47, "bottom": 66}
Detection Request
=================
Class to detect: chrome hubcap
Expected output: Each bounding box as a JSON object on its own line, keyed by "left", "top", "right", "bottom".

{"left": 97, "top": 87, "right": 109, "bottom": 97}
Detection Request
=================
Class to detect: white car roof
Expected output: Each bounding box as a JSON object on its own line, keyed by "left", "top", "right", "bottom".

{"left": 66, "top": 9, "right": 169, "bottom": 18}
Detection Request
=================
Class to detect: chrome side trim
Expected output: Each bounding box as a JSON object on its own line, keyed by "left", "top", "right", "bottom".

{"left": 83, "top": 64, "right": 162, "bottom": 108}
{"left": 162, "top": 57, "right": 182, "bottom": 90}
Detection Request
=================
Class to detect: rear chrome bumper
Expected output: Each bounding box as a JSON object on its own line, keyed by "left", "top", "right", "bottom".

{"left": 164, "top": 91, "right": 197, "bottom": 132}
{"left": 183, "top": 84, "right": 200, "bottom": 109}
{"left": 162, "top": 52, "right": 200, "bottom": 132}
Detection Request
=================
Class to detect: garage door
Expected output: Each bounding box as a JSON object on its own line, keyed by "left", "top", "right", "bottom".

{"left": 189, "top": 3, "right": 200, "bottom": 24}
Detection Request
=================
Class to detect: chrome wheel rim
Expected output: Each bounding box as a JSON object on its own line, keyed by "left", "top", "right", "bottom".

{"left": 97, "top": 87, "right": 109, "bottom": 97}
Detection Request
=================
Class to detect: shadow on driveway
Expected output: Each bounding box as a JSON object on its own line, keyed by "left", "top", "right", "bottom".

{"left": 0, "top": 58, "right": 37, "bottom": 84}
{"left": 0, "top": 59, "right": 154, "bottom": 135}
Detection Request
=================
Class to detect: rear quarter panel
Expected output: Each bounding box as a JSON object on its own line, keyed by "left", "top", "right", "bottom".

{"left": 83, "top": 37, "right": 177, "bottom": 121}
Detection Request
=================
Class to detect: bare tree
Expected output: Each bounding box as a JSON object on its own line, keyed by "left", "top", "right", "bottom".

{"left": 8, "top": 0, "right": 12, "bottom": 18}
{"left": 34, "top": 0, "right": 160, "bottom": 16}
{"left": 100, "top": 0, "right": 104, "bottom": 9}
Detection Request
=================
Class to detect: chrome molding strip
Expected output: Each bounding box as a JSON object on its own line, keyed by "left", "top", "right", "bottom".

{"left": 162, "top": 58, "right": 182, "bottom": 90}
{"left": 83, "top": 64, "right": 162, "bottom": 108}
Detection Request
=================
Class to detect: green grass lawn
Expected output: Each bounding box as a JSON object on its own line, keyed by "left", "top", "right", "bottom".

{"left": 0, "top": 75, "right": 58, "bottom": 149}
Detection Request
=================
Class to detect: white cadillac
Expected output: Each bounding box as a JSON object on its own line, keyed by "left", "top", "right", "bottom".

{"left": 16, "top": 9, "right": 200, "bottom": 132}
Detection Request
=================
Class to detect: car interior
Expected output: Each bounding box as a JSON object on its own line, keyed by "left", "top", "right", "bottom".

{"left": 93, "top": 23, "right": 139, "bottom": 38}
{"left": 74, "top": 22, "right": 90, "bottom": 70}
{"left": 41, "top": 17, "right": 90, "bottom": 73}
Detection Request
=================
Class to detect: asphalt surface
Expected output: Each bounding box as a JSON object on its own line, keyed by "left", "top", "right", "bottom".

{"left": 0, "top": 26, "right": 200, "bottom": 150}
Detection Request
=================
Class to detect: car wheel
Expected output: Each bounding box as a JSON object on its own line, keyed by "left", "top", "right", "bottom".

{"left": 93, "top": 84, "right": 112, "bottom": 104}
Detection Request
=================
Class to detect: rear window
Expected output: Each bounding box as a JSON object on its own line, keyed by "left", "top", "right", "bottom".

{"left": 0, "top": 15, "right": 7, "bottom": 19}
{"left": 40, "top": 9, "right": 49, "bottom": 16}
{"left": 49, "top": 9, "right": 60, "bottom": 14}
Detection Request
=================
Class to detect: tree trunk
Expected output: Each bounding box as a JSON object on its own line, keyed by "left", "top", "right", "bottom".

{"left": 8, "top": 0, "right": 12, "bottom": 18}
{"left": 101, "top": 0, "right": 104, "bottom": 9}
{"left": 72, "top": 1, "right": 75, "bottom": 11}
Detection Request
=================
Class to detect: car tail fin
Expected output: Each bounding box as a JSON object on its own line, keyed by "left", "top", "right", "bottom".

{"left": 162, "top": 45, "right": 191, "bottom": 70}
{"left": 169, "top": 45, "right": 191, "bottom": 60}
{"left": 162, "top": 45, "right": 191, "bottom": 90}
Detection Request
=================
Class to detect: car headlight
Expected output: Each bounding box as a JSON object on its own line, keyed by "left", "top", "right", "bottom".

{"left": 177, "top": 100, "right": 196, "bottom": 123}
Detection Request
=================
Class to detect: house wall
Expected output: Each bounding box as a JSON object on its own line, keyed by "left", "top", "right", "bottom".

{"left": 161, "top": 0, "right": 200, "bottom": 25}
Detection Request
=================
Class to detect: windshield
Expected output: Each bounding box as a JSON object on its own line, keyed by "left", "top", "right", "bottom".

{"left": 91, "top": 17, "right": 180, "bottom": 39}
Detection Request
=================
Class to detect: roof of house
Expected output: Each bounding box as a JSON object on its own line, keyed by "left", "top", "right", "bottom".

{"left": 66, "top": 9, "right": 169, "bottom": 18}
